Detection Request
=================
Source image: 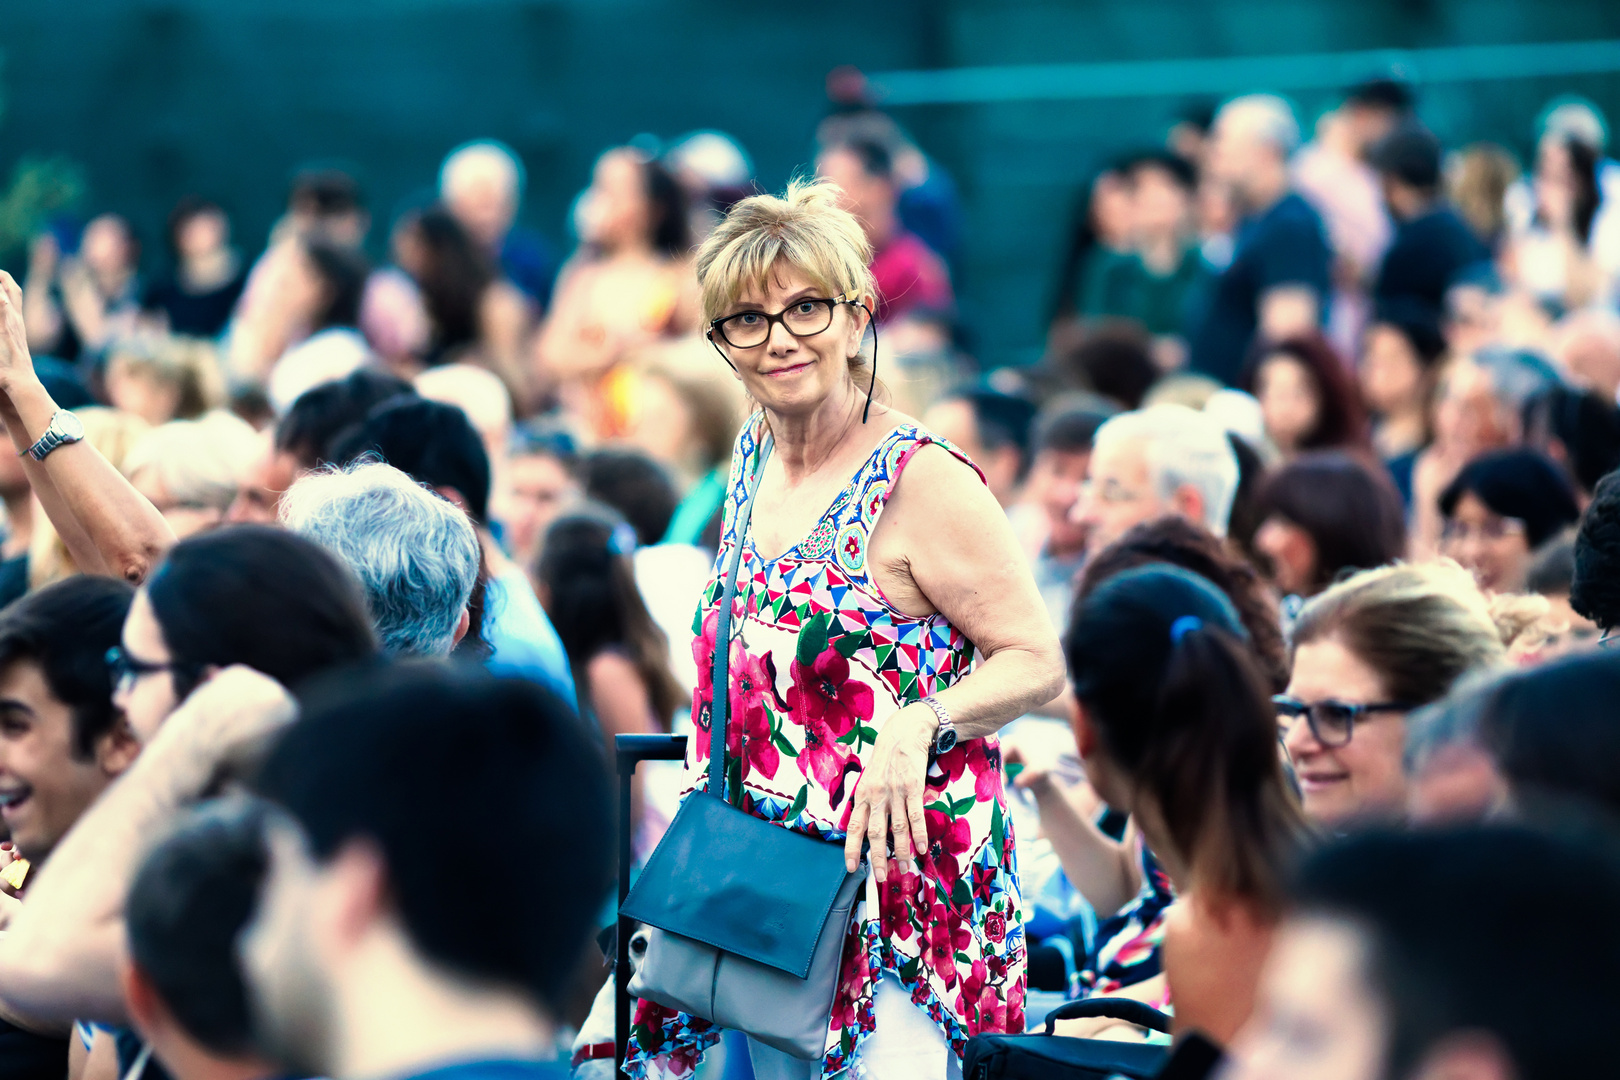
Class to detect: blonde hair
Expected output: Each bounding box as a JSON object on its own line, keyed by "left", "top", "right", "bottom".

{"left": 1290, "top": 561, "right": 1536, "bottom": 707}
{"left": 107, "top": 336, "right": 226, "bottom": 420}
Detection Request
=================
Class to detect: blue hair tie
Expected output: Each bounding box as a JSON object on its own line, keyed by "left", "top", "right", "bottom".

{"left": 1169, "top": 615, "right": 1203, "bottom": 644}
{"left": 608, "top": 522, "right": 638, "bottom": 557}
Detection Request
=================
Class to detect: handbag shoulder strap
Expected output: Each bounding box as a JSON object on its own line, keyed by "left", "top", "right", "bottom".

{"left": 709, "top": 434, "right": 773, "bottom": 804}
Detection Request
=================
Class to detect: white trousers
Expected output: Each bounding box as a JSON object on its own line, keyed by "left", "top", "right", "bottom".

{"left": 746, "top": 974, "right": 962, "bottom": 1080}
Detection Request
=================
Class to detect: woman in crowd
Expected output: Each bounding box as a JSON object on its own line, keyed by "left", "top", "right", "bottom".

{"left": 1358, "top": 305, "right": 1447, "bottom": 505}
{"left": 1059, "top": 565, "right": 1306, "bottom": 1043}
{"left": 1047, "top": 160, "right": 1134, "bottom": 349}
{"left": 1253, "top": 451, "right": 1407, "bottom": 601}
{"left": 265, "top": 238, "right": 373, "bottom": 412}
{"left": 628, "top": 178, "right": 1063, "bottom": 1080}
{"left": 1280, "top": 561, "right": 1535, "bottom": 828}
{"left": 140, "top": 197, "right": 248, "bottom": 339}
{"left": 1506, "top": 134, "right": 1609, "bottom": 310}
{"left": 22, "top": 214, "right": 143, "bottom": 362}
{"left": 536, "top": 507, "right": 682, "bottom": 848}
{"left": 1240, "top": 333, "right": 1367, "bottom": 460}
{"left": 103, "top": 336, "right": 225, "bottom": 427}
{"left": 623, "top": 358, "right": 743, "bottom": 548}
{"left": 534, "top": 147, "right": 698, "bottom": 439}
{"left": 1438, "top": 448, "right": 1580, "bottom": 593}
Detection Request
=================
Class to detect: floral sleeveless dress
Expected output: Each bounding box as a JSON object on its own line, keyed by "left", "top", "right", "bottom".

{"left": 626, "top": 415, "right": 1027, "bottom": 1078}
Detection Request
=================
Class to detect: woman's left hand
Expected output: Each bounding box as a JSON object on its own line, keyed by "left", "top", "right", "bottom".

{"left": 844, "top": 703, "right": 937, "bottom": 883}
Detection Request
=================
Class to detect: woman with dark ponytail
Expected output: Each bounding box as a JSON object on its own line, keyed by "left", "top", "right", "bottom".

{"left": 1058, "top": 565, "right": 1306, "bottom": 1043}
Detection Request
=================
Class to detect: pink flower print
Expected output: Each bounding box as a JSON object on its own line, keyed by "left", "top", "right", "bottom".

{"left": 737, "top": 699, "right": 780, "bottom": 781}
{"left": 788, "top": 647, "right": 873, "bottom": 738}
{"left": 921, "top": 808, "right": 974, "bottom": 889}
{"left": 926, "top": 738, "right": 1000, "bottom": 801}
{"left": 691, "top": 609, "right": 720, "bottom": 761}
{"left": 984, "top": 910, "right": 1007, "bottom": 943}
{"left": 879, "top": 868, "right": 922, "bottom": 942}
{"left": 924, "top": 901, "right": 971, "bottom": 989}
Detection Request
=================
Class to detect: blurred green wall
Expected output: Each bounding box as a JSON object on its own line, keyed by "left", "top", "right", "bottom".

{"left": 3, "top": 0, "right": 1619, "bottom": 368}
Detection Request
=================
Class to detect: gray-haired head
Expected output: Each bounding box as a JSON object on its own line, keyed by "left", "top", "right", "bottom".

{"left": 1215, "top": 94, "right": 1302, "bottom": 155}
{"left": 1093, "top": 404, "right": 1241, "bottom": 537}
{"left": 279, "top": 462, "right": 480, "bottom": 657}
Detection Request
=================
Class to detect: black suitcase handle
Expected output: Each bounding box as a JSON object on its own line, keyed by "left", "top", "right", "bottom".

{"left": 1043, "top": 996, "right": 1174, "bottom": 1036}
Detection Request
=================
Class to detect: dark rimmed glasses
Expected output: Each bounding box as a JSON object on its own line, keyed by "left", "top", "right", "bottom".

{"left": 708, "top": 295, "right": 859, "bottom": 349}
{"left": 1272, "top": 695, "right": 1413, "bottom": 748}
{"left": 105, "top": 645, "right": 196, "bottom": 696}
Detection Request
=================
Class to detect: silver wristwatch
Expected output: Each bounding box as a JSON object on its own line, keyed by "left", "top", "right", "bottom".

{"left": 24, "top": 410, "right": 85, "bottom": 462}
{"left": 921, "top": 695, "right": 958, "bottom": 754}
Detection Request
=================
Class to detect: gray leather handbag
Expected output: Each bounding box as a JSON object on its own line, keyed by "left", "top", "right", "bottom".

{"left": 623, "top": 435, "right": 867, "bottom": 1060}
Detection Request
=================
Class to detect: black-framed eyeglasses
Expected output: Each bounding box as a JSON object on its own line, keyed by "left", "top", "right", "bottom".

{"left": 105, "top": 645, "right": 195, "bottom": 695}
{"left": 707, "top": 295, "right": 857, "bottom": 349}
{"left": 1273, "top": 695, "right": 1413, "bottom": 749}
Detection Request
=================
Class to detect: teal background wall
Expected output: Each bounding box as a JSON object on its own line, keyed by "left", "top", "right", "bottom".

{"left": 3, "top": 0, "right": 1618, "bottom": 367}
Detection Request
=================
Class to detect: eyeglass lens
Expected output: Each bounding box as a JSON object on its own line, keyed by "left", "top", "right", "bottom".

{"left": 717, "top": 299, "right": 835, "bottom": 348}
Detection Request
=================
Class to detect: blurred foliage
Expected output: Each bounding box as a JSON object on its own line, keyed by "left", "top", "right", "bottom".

{"left": 0, "top": 156, "right": 88, "bottom": 261}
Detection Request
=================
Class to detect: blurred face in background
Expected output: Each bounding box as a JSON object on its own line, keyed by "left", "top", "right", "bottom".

{"left": 442, "top": 158, "right": 517, "bottom": 250}
{"left": 1283, "top": 637, "right": 1410, "bottom": 826}
{"left": 1440, "top": 491, "right": 1530, "bottom": 593}
{"left": 176, "top": 208, "right": 229, "bottom": 262}
{"left": 1255, "top": 353, "right": 1322, "bottom": 454}
{"left": 1207, "top": 123, "right": 1275, "bottom": 207}
{"left": 1129, "top": 164, "right": 1193, "bottom": 245}
{"left": 816, "top": 146, "right": 896, "bottom": 244}
{"left": 579, "top": 149, "right": 653, "bottom": 252}
{"left": 1089, "top": 170, "right": 1135, "bottom": 251}
{"left": 80, "top": 215, "right": 137, "bottom": 289}
{"left": 1359, "top": 324, "right": 1429, "bottom": 418}
{"left": 1224, "top": 917, "right": 1387, "bottom": 1080}
{"left": 1024, "top": 447, "right": 1091, "bottom": 557}
{"left": 1075, "top": 437, "right": 1165, "bottom": 556}
{"left": 1533, "top": 137, "right": 1577, "bottom": 233}
{"left": 1255, "top": 515, "right": 1319, "bottom": 597}
{"left": 505, "top": 450, "right": 579, "bottom": 570}
{"left": 1431, "top": 360, "right": 1513, "bottom": 460}
{"left": 227, "top": 441, "right": 300, "bottom": 526}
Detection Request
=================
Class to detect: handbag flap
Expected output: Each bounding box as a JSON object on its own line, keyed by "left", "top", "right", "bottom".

{"left": 621, "top": 792, "right": 854, "bottom": 978}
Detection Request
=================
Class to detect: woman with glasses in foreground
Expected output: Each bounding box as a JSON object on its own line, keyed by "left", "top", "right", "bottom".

{"left": 629, "top": 178, "right": 1063, "bottom": 1080}
{"left": 1279, "top": 560, "right": 1540, "bottom": 827}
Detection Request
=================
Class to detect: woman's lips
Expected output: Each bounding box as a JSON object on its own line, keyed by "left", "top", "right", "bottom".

{"left": 1298, "top": 772, "right": 1349, "bottom": 791}
{"left": 763, "top": 360, "right": 814, "bottom": 378}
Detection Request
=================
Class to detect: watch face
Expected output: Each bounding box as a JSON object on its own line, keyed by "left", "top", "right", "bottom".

{"left": 56, "top": 411, "right": 85, "bottom": 440}
{"left": 935, "top": 727, "right": 959, "bottom": 754}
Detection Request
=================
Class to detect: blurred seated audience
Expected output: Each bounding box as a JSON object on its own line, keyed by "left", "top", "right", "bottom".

{"left": 1018, "top": 399, "right": 1115, "bottom": 630}
{"left": 242, "top": 664, "right": 611, "bottom": 1080}
{"left": 139, "top": 199, "right": 247, "bottom": 340}
{"left": 1281, "top": 561, "right": 1531, "bottom": 827}
{"left": 1368, "top": 124, "right": 1490, "bottom": 318}
{"left": 534, "top": 147, "right": 697, "bottom": 439}
{"left": 817, "top": 137, "right": 953, "bottom": 325}
{"left": 1075, "top": 403, "right": 1240, "bottom": 558}
{"left": 1227, "top": 826, "right": 1620, "bottom": 1080}
{"left": 0, "top": 526, "right": 378, "bottom": 1024}
{"left": 1253, "top": 451, "right": 1407, "bottom": 601}
{"left": 265, "top": 239, "right": 373, "bottom": 413}
{"left": 578, "top": 448, "right": 679, "bottom": 550}
{"left": 1190, "top": 95, "right": 1331, "bottom": 385}
{"left": 921, "top": 386, "right": 1037, "bottom": 508}
{"left": 124, "top": 413, "right": 260, "bottom": 540}
{"left": 1357, "top": 302, "right": 1447, "bottom": 504}
{"left": 1438, "top": 448, "right": 1580, "bottom": 593}
{"left": 122, "top": 799, "right": 278, "bottom": 1080}
{"left": 501, "top": 424, "right": 579, "bottom": 572}
{"left": 439, "top": 139, "right": 557, "bottom": 311}
{"left": 105, "top": 337, "right": 227, "bottom": 428}
{"left": 1571, "top": 469, "right": 1620, "bottom": 636}
{"left": 23, "top": 214, "right": 142, "bottom": 362}
{"left": 1240, "top": 333, "right": 1367, "bottom": 458}
{"left": 280, "top": 462, "right": 481, "bottom": 657}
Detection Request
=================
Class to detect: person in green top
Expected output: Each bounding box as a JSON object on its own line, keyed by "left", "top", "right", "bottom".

{"left": 1081, "top": 151, "right": 1213, "bottom": 345}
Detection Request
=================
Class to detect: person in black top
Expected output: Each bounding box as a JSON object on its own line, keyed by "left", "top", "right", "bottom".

{"left": 1370, "top": 125, "right": 1491, "bottom": 320}
{"left": 1190, "top": 95, "right": 1332, "bottom": 386}
{"left": 141, "top": 198, "right": 248, "bottom": 340}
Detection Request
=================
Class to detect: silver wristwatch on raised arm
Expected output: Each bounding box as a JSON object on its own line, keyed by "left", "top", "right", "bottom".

{"left": 24, "top": 410, "right": 85, "bottom": 462}
{"left": 922, "top": 695, "right": 958, "bottom": 755}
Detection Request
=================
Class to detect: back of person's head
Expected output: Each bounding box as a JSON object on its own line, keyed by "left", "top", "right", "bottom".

{"left": 329, "top": 397, "right": 491, "bottom": 525}
{"left": 1290, "top": 562, "right": 1512, "bottom": 708}
{"left": 289, "top": 169, "right": 364, "bottom": 220}
{"left": 1257, "top": 451, "right": 1407, "bottom": 593}
{"left": 640, "top": 155, "right": 693, "bottom": 258}
{"left": 280, "top": 463, "right": 479, "bottom": 658}
{"left": 1345, "top": 77, "right": 1415, "bottom": 114}
{"left": 1477, "top": 651, "right": 1620, "bottom": 822}
{"left": 255, "top": 663, "right": 613, "bottom": 1016}
{"left": 1525, "top": 528, "right": 1578, "bottom": 596}
{"left": 1215, "top": 93, "right": 1301, "bottom": 154}
{"left": 537, "top": 506, "right": 682, "bottom": 727}
{"left": 439, "top": 139, "right": 524, "bottom": 203}
{"left": 1067, "top": 565, "right": 1303, "bottom": 909}
{"left": 1093, "top": 404, "right": 1241, "bottom": 537}
{"left": 1056, "top": 323, "right": 1161, "bottom": 411}
{"left": 126, "top": 797, "right": 268, "bottom": 1058}
{"left": 124, "top": 414, "right": 261, "bottom": 519}
{"left": 1572, "top": 470, "right": 1620, "bottom": 629}
{"left": 1242, "top": 333, "right": 1368, "bottom": 451}
{"left": 1291, "top": 825, "right": 1620, "bottom": 1080}
{"left": 1125, "top": 149, "right": 1197, "bottom": 192}
{"left": 300, "top": 238, "right": 369, "bottom": 332}
{"left": 414, "top": 363, "right": 513, "bottom": 447}
{"left": 1471, "top": 345, "right": 1561, "bottom": 416}
{"left": 1439, "top": 448, "right": 1580, "bottom": 549}
{"left": 1078, "top": 515, "right": 1290, "bottom": 692}
{"left": 146, "top": 526, "right": 377, "bottom": 699}
{"left": 0, "top": 576, "right": 134, "bottom": 759}
{"left": 1368, "top": 123, "right": 1443, "bottom": 191}
{"left": 579, "top": 449, "right": 679, "bottom": 547}
{"left": 944, "top": 387, "right": 1037, "bottom": 482}
{"left": 274, "top": 369, "right": 417, "bottom": 470}
{"left": 1522, "top": 384, "right": 1620, "bottom": 496}
{"left": 1032, "top": 397, "right": 1117, "bottom": 457}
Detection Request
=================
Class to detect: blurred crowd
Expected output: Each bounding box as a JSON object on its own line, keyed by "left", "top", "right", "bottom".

{"left": 0, "top": 58, "right": 1612, "bottom": 1080}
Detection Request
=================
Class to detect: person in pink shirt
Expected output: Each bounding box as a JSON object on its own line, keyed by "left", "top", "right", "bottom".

{"left": 817, "top": 138, "right": 954, "bottom": 323}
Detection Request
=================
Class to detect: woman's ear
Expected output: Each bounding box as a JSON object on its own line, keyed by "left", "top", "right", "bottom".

{"left": 95, "top": 717, "right": 143, "bottom": 778}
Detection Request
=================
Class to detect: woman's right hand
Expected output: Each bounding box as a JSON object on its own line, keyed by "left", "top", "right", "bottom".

{"left": 0, "top": 271, "right": 39, "bottom": 396}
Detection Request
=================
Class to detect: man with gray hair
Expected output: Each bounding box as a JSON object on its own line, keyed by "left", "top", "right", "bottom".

{"left": 1191, "top": 93, "right": 1332, "bottom": 385}
{"left": 439, "top": 139, "right": 556, "bottom": 308}
{"left": 1074, "top": 403, "right": 1241, "bottom": 557}
{"left": 279, "top": 462, "right": 480, "bottom": 656}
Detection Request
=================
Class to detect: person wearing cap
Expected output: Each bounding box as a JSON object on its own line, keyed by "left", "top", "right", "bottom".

{"left": 1189, "top": 94, "right": 1333, "bottom": 386}
{"left": 1371, "top": 124, "right": 1490, "bottom": 319}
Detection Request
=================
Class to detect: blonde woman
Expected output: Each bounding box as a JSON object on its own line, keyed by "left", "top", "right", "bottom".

{"left": 629, "top": 179, "right": 1063, "bottom": 1079}
{"left": 1279, "top": 561, "right": 1541, "bottom": 826}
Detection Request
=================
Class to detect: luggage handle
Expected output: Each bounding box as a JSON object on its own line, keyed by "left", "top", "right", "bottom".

{"left": 1043, "top": 996, "right": 1174, "bottom": 1036}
